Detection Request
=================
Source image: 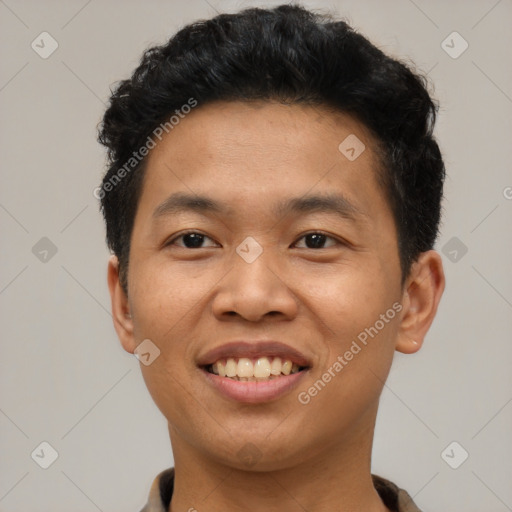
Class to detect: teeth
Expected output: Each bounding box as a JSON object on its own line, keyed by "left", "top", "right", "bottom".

{"left": 210, "top": 356, "right": 303, "bottom": 380}
{"left": 281, "top": 360, "right": 292, "bottom": 375}
{"left": 225, "top": 358, "right": 237, "bottom": 377}
{"left": 253, "top": 357, "right": 271, "bottom": 378}
{"left": 237, "top": 358, "right": 253, "bottom": 378}
{"left": 270, "top": 357, "right": 282, "bottom": 375}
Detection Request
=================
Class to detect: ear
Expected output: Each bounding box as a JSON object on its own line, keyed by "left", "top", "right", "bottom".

{"left": 396, "top": 250, "right": 445, "bottom": 354}
{"left": 107, "top": 255, "right": 136, "bottom": 354}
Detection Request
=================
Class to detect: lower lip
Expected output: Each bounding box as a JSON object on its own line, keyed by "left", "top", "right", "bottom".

{"left": 200, "top": 368, "right": 308, "bottom": 404}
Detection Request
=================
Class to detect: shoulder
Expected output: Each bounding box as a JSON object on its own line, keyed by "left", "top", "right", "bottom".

{"left": 139, "top": 467, "right": 174, "bottom": 512}
{"left": 372, "top": 474, "right": 423, "bottom": 512}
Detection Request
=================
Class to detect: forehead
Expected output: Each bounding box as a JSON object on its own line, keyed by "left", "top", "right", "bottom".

{"left": 147, "top": 100, "right": 379, "bottom": 168}
{"left": 137, "top": 100, "right": 389, "bottom": 225}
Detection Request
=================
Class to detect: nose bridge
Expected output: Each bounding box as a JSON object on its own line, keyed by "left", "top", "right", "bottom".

{"left": 212, "top": 242, "right": 298, "bottom": 321}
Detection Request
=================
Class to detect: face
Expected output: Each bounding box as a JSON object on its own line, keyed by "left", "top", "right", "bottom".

{"left": 111, "top": 101, "right": 433, "bottom": 471}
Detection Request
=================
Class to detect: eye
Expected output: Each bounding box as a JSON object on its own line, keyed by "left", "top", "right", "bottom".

{"left": 293, "top": 232, "right": 341, "bottom": 249}
{"left": 166, "top": 231, "right": 218, "bottom": 249}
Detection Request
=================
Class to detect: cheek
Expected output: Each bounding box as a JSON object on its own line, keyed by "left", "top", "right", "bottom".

{"left": 302, "top": 265, "right": 399, "bottom": 394}
{"left": 303, "top": 263, "right": 394, "bottom": 340}
{"left": 128, "top": 258, "right": 219, "bottom": 420}
{"left": 298, "top": 314, "right": 399, "bottom": 439}
{"left": 139, "top": 358, "right": 214, "bottom": 453}
{"left": 129, "top": 256, "right": 215, "bottom": 339}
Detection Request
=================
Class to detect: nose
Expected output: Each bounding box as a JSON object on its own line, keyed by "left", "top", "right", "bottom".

{"left": 211, "top": 248, "right": 298, "bottom": 322}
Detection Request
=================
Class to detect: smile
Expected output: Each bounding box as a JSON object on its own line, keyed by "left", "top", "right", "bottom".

{"left": 197, "top": 340, "right": 311, "bottom": 403}
{"left": 205, "top": 356, "right": 306, "bottom": 381}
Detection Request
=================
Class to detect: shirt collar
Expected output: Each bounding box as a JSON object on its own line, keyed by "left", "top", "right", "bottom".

{"left": 140, "top": 467, "right": 423, "bottom": 512}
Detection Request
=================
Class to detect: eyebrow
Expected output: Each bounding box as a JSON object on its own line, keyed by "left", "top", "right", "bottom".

{"left": 152, "top": 191, "right": 368, "bottom": 223}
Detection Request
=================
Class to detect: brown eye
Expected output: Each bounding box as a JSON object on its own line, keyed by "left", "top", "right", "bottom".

{"left": 167, "top": 231, "right": 218, "bottom": 249}
{"left": 294, "top": 232, "right": 339, "bottom": 249}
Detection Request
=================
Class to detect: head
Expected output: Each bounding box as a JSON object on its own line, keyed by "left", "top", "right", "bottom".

{"left": 98, "top": 4, "right": 445, "bottom": 471}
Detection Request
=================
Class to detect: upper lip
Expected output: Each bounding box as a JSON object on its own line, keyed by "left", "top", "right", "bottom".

{"left": 197, "top": 341, "right": 312, "bottom": 368}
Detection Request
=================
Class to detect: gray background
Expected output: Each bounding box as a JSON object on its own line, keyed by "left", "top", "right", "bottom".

{"left": 1, "top": 0, "right": 511, "bottom": 510}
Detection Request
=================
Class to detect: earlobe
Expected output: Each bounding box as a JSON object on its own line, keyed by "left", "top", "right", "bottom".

{"left": 396, "top": 250, "right": 445, "bottom": 354}
{"left": 107, "top": 255, "right": 136, "bottom": 354}
{"left": 396, "top": 336, "right": 421, "bottom": 354}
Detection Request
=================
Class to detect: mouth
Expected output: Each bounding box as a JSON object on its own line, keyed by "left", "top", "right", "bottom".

{"left": 197, "top": 341, "right": 311, "bottom": 403}
{"left": 203, "top": 356, "right": 308, "bottom": 381}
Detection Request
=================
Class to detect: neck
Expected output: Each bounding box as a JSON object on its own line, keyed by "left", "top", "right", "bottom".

{"left": 167, "top": 409, "right": 390, "bottom": 512}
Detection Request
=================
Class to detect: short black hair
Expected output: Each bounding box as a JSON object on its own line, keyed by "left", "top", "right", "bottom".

{"left": 97, "top": 3, "right": 445, "bottom": 294}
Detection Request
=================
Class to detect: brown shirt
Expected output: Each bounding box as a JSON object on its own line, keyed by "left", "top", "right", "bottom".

{"left": 140, "top": 467, "right": 423, "bottom": 512}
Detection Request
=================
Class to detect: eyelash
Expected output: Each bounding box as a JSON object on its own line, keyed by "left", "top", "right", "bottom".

{"left": 165, "top": 230, "right": 345, "bottom": 249}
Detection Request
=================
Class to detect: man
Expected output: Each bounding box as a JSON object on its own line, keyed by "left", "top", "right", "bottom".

{"left": 97, "top": 4, "right": 445, "bottom": 511}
